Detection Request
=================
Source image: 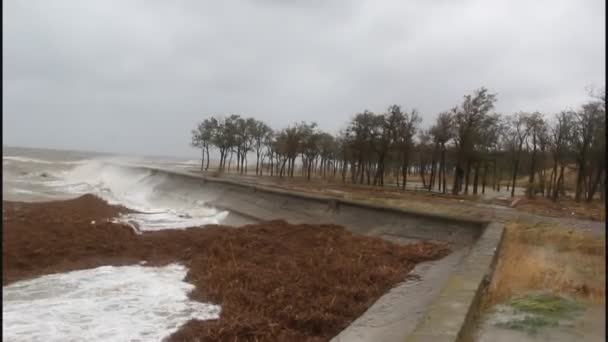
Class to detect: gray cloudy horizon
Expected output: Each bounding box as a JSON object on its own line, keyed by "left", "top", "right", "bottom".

{"left": 3, "top": 0, "right": 605, "bottom": 158}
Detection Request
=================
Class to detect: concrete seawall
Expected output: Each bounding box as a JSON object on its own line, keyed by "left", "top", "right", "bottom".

{"left": 147, "top": 167, "right": 486, "bottom": 245}
{"left": 140, "top": 167, "right": 504, "bottom": 342}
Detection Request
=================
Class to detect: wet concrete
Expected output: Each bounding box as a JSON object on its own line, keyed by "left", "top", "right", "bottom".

{"left": 475, "top": 303, "right": 605, "bottom": 342}
{"left": 139, "top": 166, "right": 504, "bottom": 342}
{"left": 406, "top": 223, "right": 504, "bottom": 342}
{"left": 332, "top": 248, "right": 470, "bottom": 342}
{"left": 149, "top": 168, "right": 486, "bottom": 245}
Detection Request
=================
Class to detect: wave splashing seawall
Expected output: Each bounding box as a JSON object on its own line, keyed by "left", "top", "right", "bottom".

{"left": 4, "top": 156, "right": 228, "bottom": 231}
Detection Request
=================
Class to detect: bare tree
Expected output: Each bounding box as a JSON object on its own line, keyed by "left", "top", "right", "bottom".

{"left": 547, "top": 111, "right": 574, "bottom": 201}
{"left": 475, "top": 113, "right": 501, "bottom": 195}
{"left": 347, "top": 111, "right": 375, "bottom": 184}
{"left": 396, "top": 109, "right": 421, "bottom": 189}
{"left": 251, "top": 120, "right": 273, "bottom": 176}
{"left": 452, "top": 88, "right": 497, "bottom": 194}
{"left": 416, "top": 130, "right": 433, "bottom": 188}
{"left": 298, "top": 122, "right": 321, "bottom": 181}
{"left": 571, "top": 96, "right": 606, "bottom": 202}
{"left": 505, "top": 112, "right": 533, "bottom": 197}
{"left": 190, "top": 117, "right": 216, "bottom": 171}
{"left": 429, "top": 111, "right": 454, "bottom": 193}
{"left": 191, "top": 85, "right": 604, "bottom": 204}
{"left": 318, "top": 133, "right": 336, "bottom": 179}
{"left": 525, "top": 112, "right": 545, "bottom": 198}
{"left": 211, "top": 116, "right": 237, "bottom": 172}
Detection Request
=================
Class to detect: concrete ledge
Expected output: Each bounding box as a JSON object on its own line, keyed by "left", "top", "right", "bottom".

{"left": 133, "top": 165, "right": 504, "bottom": 342}
{"left": 406, "top": 222, "right": 505, "bottom": 342}
{"left": 147, "top": 168, "right": 485, "bottom": 245}
{"left": 331, "top": 248, "right": 471, "bottom": 342}
{"left": 141, "top": 167, "right": 488, "bottom": 228}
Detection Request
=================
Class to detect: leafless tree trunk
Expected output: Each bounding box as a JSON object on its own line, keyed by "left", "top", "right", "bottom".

{"left": 587, "top": 164, "right": 604, "bottom": 201}
{"left": 200, "top": 148, "right": 205, "bottom": 171}
{"left": 510, "top": 156, "right": 520, "bottom": 198}
{"left": 601, "top": 171, "right": 606, "bottom": 202}
{"left": 205, "top": 146, "right": 210, "bottom": 171}
{"left": 482, "top": 162, "right": 488, "bottom": 194}
{"left": 228, "top": 150, "right": 234, "bottom": 172}
{"left": 464, "top": 160, "right": 471, "bottom": 195}
{"left": 552, "top": 165, "right": 565, "bottom": 201}
{"left": 269, "top": 152, "right": 274, "bottom": 176}
{"left": 575, "top": 160, "right": 585, "bottom": 201}
{"left": 279, "top": 158, "right": 287, "bottom": 178}
{"left": 548, "top": 160, "right": 558, "bottom": 200}
{"left": 527, "top": 136, "right": 538, "bottom": 199}
{"left": 473, "top": 161, "right": 480, "bottom": 195}
{"left": 401, "top": 160, "right": 409, "bottom": 190}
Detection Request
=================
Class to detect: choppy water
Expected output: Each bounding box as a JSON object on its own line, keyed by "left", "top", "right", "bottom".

{"left": 3, "top": 147, "right": 226, "bottom": 341}
{"left": 3, "top": 264, "right": 221, "bottom": 341}
{"left": 3, "top": 146, "right": 226, "bottom": 231}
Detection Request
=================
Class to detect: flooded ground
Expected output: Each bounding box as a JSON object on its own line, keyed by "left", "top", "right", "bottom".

{"left": 476, "top": 296, "right": 604, "bottom": 341}
{"left": 475, "top": 223, "right": 605, "bottom": 342}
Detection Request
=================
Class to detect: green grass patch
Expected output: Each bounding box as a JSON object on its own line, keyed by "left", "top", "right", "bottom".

{"left": 495, "top": 315, "right": 559, "bottom": 334}
{"left": 493, "top": 293, "right": 584, "bottom": 335}
{"left": 508, "top": 293, "right": 583, "bottom": 318}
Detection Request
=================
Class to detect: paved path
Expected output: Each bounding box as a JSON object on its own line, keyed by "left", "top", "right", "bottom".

{"left": 189, "top": 170, "right": 604, "bottom": 235}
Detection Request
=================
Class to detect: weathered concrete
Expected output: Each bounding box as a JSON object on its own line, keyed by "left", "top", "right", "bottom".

{"left": 148, "top": 167, "right": 485, "bottom": 246}
{"left": 137, "top": 166, "right": 504, "bottom": 342}
{"left": 406, "top": 223, "right": 504, "bottom": 342}
{"left": 331, "top": 248, "right": 470, "bottom": 342}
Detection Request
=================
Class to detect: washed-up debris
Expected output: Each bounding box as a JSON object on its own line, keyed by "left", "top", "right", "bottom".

{"left": 3, "top": 194, "right": 451, "bottom": 342}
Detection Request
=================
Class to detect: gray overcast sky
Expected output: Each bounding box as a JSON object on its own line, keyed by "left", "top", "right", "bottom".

{"left": 3, "top": 0, "right": 605, "bottom": 158}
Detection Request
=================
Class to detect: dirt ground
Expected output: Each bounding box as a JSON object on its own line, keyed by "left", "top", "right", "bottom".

{"left": 228, "top": 173, "right": 604, "bottom": 300}
{"left": 2, "top": 194, "right": 450, "bottom": 342}
{"left": 475, "top": 223, "right": 606, "bottom": 341}
{"left": 483, "top": 223, "right": 606, "bottom": 307}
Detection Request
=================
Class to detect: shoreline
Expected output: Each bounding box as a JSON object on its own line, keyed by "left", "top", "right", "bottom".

{"left": 3, "top": 194, "right": 450, "bottom": 341}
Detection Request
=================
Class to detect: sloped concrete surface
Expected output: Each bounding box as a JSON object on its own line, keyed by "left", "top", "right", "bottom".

{"left": 139, "top": 166, "right": 505, "bottom": 342}
{"left": 331, "top": 248, "right": 469, "bottom": 342}
{"left": 406, "top": 223, "right": 504, "bottom": 342}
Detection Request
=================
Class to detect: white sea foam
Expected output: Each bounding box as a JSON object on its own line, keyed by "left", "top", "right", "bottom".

{"left": 4, "top": 154, "right": 227, "bottom": 230}
{"left": 10, "top": 188, "right": 38, "bottom": 195}
{"left": 3, "top": 264, "right": 220, "bottom": 342}
{"left": 120, "top": 210, "right": 229, "bottom": 233}
{"left": 184, "top": 159, "right": 200, "bottom": 165}
{"left": 2, "top": 156, "right": 86, "bottom": 165}
{"left": 32, "top": 160, "right": 228, "bottom": 231}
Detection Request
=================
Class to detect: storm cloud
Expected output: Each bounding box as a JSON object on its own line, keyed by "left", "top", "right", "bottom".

{"left": 3, "top": 0, "right": 605, "bottom": 157}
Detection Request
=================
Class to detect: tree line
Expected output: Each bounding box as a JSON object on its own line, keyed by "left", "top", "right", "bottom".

{"left": 191, "top": 87, "right": 605, "bottom": 202}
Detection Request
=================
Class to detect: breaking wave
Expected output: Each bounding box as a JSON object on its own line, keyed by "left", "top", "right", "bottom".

{"left": 3, "top": 156, "right": 86, "bottom": 165}
{"left": 5, "top": 157, "right": 228, "bottom": 231}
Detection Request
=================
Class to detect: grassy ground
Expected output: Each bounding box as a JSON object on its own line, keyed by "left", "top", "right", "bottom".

{"left": 484, "top": 223, "right": 605, "bottom": 307}
{"left": 490, "top": 197, "right": 605, "bottom": 221}
{"left": 493, "top": 293, "right": 584, "bottom": 334}
{"left": 478, "top": 223, "right": 605, "bottom": 339}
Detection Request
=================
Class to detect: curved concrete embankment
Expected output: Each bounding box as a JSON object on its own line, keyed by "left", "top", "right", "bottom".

{"left": 138, "top": 166, "right": 505, "bottom": 342}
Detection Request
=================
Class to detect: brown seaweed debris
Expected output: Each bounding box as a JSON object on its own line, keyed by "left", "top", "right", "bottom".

{"left": 3, "top": 194, "right": 451, "bottom": 341}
